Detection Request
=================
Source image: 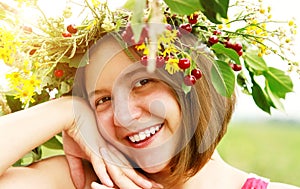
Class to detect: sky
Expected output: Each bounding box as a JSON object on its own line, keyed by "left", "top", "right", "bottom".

{"left": 0, "top": 0, "right": 299, "bottom": 122}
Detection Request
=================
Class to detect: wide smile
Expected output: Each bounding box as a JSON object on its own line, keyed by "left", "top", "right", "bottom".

{"left": 126, "top": 123, "right": 163, "bottom": 147}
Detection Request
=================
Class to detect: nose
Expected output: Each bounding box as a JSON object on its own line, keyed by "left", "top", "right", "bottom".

{"left": 113, "top": 88, "right": 143, "bottom": 128}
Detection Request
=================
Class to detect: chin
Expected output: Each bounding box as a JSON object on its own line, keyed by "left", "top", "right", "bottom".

{"left": 139, "top": 162, "right": 168, "bottom": 174}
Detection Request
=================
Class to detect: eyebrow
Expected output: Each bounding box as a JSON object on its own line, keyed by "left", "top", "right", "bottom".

{"left": 88, "top": 89, "right": 108, "bottom": 99}
{"left": 87, "top": 66, "right": 150, "bottom": 99}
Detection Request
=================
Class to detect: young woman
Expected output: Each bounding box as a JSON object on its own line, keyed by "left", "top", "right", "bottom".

{"left": 0, "top": 32, "right": 299, "bottom": 189}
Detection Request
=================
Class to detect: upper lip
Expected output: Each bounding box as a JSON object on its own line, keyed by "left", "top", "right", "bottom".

{"left": 123, "top": 123, "right": 163, "bottom": 139}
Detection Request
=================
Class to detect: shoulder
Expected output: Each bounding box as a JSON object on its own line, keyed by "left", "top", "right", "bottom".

{"left": 0, "top": 155, "right": 76, "bottom": 189}
{"left": 268, "top": 182, "right": 300, "bottom": 189}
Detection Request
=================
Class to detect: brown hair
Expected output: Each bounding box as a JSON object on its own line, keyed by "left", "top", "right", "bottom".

{"left": 141, "top": 35, "right": 237, "bottom": 187}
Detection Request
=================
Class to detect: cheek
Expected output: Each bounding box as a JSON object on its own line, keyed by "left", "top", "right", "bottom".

{"left": 95, "top": 110, "right": 116, "bottom": 141}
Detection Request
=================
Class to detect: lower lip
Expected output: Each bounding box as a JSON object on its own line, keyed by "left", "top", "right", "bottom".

{"left": 127, "top": 124, "right": 163, "bottom": 148}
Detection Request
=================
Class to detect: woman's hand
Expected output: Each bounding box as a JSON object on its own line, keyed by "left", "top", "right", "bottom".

{"left": 64, "top": 97, "right": 163, "bottom": 189}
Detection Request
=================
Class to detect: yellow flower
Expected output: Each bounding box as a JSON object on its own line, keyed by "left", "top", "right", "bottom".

{"left": 288, "top": 20, "right": 294, "bottom": 26}
{"left": 26, "top": 75, "right": 41, "bottom": 88}
{"left": 6, "top": 72, "right": 21, "bottom": 87}
{"left": 259, "top": 8, "right": 265, "bottom": 14}
{"left": 14, "top": 87, "right": 35, "bottom": 104}
{"left": 165, "top": 58, "right": 180, "bottom": 74}
{"left": 285, "top": 38, "right": 291, "bottom": 43}
{"left": 135, "top": 43, "right": 146, "bottom": 51}
{"left": 0, "top": 28, "right": 19, "bottom": 66}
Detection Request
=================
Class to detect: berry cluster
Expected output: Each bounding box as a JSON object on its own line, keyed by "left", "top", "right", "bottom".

{"left": 121, "top": 23, "right": 203, "bottom": 87}
{"left": 62, "top": 24, "right": 78, "bottom": 37}
{"left": 208, "top": 30, "right": 243, "bottom": 71}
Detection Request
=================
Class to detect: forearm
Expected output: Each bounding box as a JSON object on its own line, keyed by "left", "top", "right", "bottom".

{"left": 0, "top": 97, "right": 74, "bottom": 175}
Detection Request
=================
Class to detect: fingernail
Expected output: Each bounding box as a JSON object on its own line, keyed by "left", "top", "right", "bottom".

{"left": 152, "top": 182, "right": 164, "bottom": 189}
{"left": 142, "top": 180, "right": 153, "bottom": 189}
{"left": 104, "top": 178, "right": 114, "bottom": 187}
{"left": 91, "top": 182, "right": 101, "bottom": 189}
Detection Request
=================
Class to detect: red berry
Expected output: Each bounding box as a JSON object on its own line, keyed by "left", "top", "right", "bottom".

{"left": 156, "top": 56, "right": 165, "bottom": 68}
{"left": 184, "top": 75, "right": 196, "bottom": 86}
{"left": 229, "top": 63, "right": 242, "bottom": 71}
{"left": 209, "top": 35, "right": 219, "bottom": 45}
{"left": 232, "top": 42, "right": 243, "bottom": 52}
{"left": 188, "top": 14, "right": 199, "bottom": 25}
{"left": 178, "top": 58, "right": 191, "bottom": 70}
{"left": 213, "top": 30, "right": 222, "bottom": 35}
{"left": 237, "top": 50, "right": 243, "bottom": 56}
{"left": 179, "top": 23, "right": 192, "bottom": 33}
{"left": 62, "top": 32, "right": 72, "bottom": 37}
{"left": 140, "top": 55, "right": 148, "bottom": 66}
{"left": 224, "top": 40, "right": 234, "bottom": 49}
{"left": 165, "top": 24, "right": 172, "bottom": 31}
{"left": 29, "top": 49, "right": 36, "bottom": 55}
{"left": 67, "top": 24, "right": 78, "bottom": 34}
{"left": 54, "top": 69, "right": 64, "bottom": 78}
{"left": 191, "top": 68, "right": 202, "bottom": 79}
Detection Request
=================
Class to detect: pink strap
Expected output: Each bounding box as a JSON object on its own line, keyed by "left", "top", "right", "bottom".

{"left": 241, "top": 174, "right": 269, "bottom": 189}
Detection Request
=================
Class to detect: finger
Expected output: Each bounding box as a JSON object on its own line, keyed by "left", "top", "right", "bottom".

{"left": 100, "top": 148, "right": 145, "bottom": 189}
{"left": 107, "top": 145, "right": 163, "bottom": 189}
{"left": 90, "top": 153, "right": 114, "bottom": 187}
{"left": 91, "top": 182, "right": 115, "bottom": 189}
{"left": 65, "top": 155, "right": 85, "bottom": 189}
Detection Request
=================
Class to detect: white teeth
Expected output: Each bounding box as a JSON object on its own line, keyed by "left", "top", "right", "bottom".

{"left": 145, "top": 129, "right": 151, "bottom": 137}
{"left": 139, "top": 132, "right": 146, "bottom": 141}
{"left": 150, "top": 127, "right": 155, "bottom": 134}
{"left": 128, "top": 125, "right": 162, "bottom": 143}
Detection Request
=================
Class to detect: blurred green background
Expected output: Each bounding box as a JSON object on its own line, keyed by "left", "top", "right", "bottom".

{"left": 218, "top": 120, "right": 300, "bottom": 187}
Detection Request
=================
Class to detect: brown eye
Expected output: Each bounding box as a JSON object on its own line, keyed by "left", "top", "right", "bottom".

{"left": 134, "top": 79, "right": 150, "bottom": 87}
{"left": 95, "top": 96, "right": 111, "bottom": 107}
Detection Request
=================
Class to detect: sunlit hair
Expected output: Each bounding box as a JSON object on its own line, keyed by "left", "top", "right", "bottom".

{"left": 73, "top": 32, "right": 236, "bottom": 187}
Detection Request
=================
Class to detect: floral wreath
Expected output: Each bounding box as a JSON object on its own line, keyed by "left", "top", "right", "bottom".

{"left": 0, "top": 0, "right": 298, "bottom": 164}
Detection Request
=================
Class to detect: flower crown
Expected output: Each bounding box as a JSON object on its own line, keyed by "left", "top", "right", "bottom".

{"left": 0, "top": 0, "right": 298, "bottom": 114}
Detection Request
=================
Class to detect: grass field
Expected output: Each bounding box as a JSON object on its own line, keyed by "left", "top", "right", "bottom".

{"left": 218, "top": 121, "right": 300, "bottom": 187}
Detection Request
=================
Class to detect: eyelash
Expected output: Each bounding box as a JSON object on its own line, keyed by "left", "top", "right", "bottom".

{"left": 134, "top": 78, "right": 151, "bottom": 87}
{"left": 95, "top": 96, "right": 111, "bottom": 107}
{"left": 94, "top": 78, "right": 154, "bottom": 108}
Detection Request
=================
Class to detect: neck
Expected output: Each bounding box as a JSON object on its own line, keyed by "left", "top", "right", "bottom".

{"left": 149, "top": 151, "right": 248, "bottom": 189}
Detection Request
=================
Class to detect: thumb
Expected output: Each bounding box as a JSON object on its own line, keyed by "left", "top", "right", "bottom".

{"left": 66, "top": 154, "right": 86, "bottom": 189}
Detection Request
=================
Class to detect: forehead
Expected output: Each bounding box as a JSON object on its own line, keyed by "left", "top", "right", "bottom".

{"left": 84, "top": 35, "right": 139, "bottom": 94}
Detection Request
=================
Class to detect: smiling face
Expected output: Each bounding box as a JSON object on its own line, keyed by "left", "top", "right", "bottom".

{"left": 84, "top": 35, "right": 182, "bottom": 173}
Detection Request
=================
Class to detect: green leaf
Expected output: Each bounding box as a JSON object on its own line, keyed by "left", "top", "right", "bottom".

{"left": 211, "top": 43, "right": 240, "bottom": 65}
{"left": 59, "top": 81, "right": 72, "bottom": 95}
{"left": 237, "top": 71, "right": 250, "bottom": 94}
{"left": 69, "top": 52, "right": 88, "bottom": 68}
{"left": 123, "top": 0, "right": 137, "bottom": 10}
{"left": 244, "top": 51, "right": 268, "bottom": 71}
{"left": 182, "top": 83, "right": 192, "bottom": 94}
{"left": 251, "top": 82, "right": 271, "bottom": 114}
{"left": 5, "top": 95, "right": 23, "bottom": 112}
{"left": 164, "top": 0, "right": 203, "bottom": 15}
{"left": 263, "top": 67, "right": 293, "bottom": 99}
{"left": 199, "top": 0, "right": 229, "bottom": 23}
{"left": 43, "top": 136, "right": 63, "bottom": 150}
{"left": 211, "top": 60, "right": 235, "bottom": 97}
{"left": 265, "top": 83, "right": 284, "bottom": 111}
